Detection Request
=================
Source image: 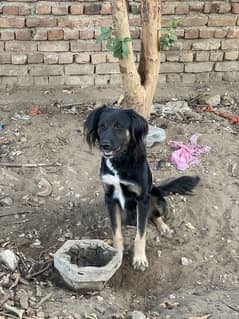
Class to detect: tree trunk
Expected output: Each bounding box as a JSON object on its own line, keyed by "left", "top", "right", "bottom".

{"left": 111, "top": 0, "right": 161, "bottom": 119}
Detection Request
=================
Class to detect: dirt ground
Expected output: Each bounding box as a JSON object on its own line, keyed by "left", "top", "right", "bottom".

{"left": 0, "top": 86, "right": 239, "bottom": 319}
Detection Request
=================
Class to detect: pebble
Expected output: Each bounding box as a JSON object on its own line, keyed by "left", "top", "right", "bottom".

{"left": 127, "top": 311, "right": 145, "bottom": 319}
{"left": 0, "top": 197, "right": 13, "bottom": 206}
{"left": 0, "top": 249, "right": 19, "bottom": 271}
{"left": 181, "top": 257, "right": 193, "bottom": 266}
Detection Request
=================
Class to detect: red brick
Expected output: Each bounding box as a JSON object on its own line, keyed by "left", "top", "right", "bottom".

{"left": 48, "top": 29, "right": 64, "bottom": 41}
{"left": 180, "top": 52, "right": 194, "bottom": 62}
{"left": 36, "top": 4, "right": 51, "bottom": 15}
{"left": 3, "top": 6, "right": 19, "bottom": 15}
{"left": 5, "top": 41, "right": 37, "bottom": 52}
{"left": 15, "top": 30, "right": 31, "bottom": 41}
{"left": 232, "top": 4, "right": 239, "bottom": 13}
{"left": 93, "top": 17, "right": 113, "bottom": 27}
{"left": 219, "top": 3, "right": 231, "bottom": 13}
{"left": 208, "top": 15, "right": 237, "bottom": 27}
{"left": 71, "top": 40, "right": 101, "bottom": 52}
{"left": 0, "top": 31, "right": 15, "bottom": 41}
{"left": 175, "top": 4, "right": 189, "bottom": 15}
{"left": 29, "top": 65, "right": 64, "bottom": 76}
{"left": 85, "top": 4, "right": 102, "bottom": 15}
{"left": 44, "top": 54, "right": 58, "bottom": 64}
{"left": 19, "top": 6, "right": 31, "bottom": 16}
{"left": 33, "top": 29, "right": 47, "bottom": 41}
{"left": 179, "top": 16, "right": 208, "bottom": 27}
{"left": 224, "top": 51, "right": 239, "bottom": 61}
{"left": 214, "top": 29, "right": 227, "bottom": 38}
{"left": 204, "top": 3, "right": 220, "bottom": 14}
{"left": 195, "top": 51, "right": 210, "bottom": 62}
{"left": 0, "top": 17, "right": 25, "bottom": 28}
{"left": 129, "top": 16, "right": 141, "bottom": 27}
{"left": 162, "top": 4, "right": 175, "bottom": 15}
{"left": 70, "top": 4, "right": 84, "bottom": 15}
{"left": 75, "top": 53, "right": 90, "bottom": 64}
{"left": 227, "top": 28, "right": 239, "bottom": 38}
{"left": 28, "top": 53, "right": 44, "bottom": 64}
{"left": 58, "top": 53, "right": 73, "bottom": 64}
{"left": 38, "top": 41, "right": 69, "bottom": 52}
{"left": 185, "top": 29, "right": 199, "bottom": 39}
{"left": 64, "top": 29, "right": 79, "bottom": 40}
{"left": 58, "top": 17, "right": 90, "bottom": 28}
{"left": 106, "top": 53, "right": 118, "bottom": 63}
{"left": 185, "top": 62, "right": 213, "bottom": 73}
{"left": 52, "top": 5, "right": 68, "bottom": 16}
{"left": 101, "top": 2, "right": 111, "bottom": 15}
{"left": 91, "top": 53, "right": 106, "bottom": 64}
{"left": 221, "top": 39, "right": 239, "bottom": 50}
{"left": 199, "top": 29, "right": 215, "bottom": 39}
{"left": 12, "top": 54, "right": 27, "bottom": 65}
{"left": 80, "top": 30, "right": 94, "bottom": 40}
{"left": 0, "top": 53, "right": 11, "bottom": 64}
{"left": 130, "top": 28, "right": 140, "bottom": 39}
{"left": 96, "top": 63, "right": 119, "bottom": 74}
{"left": 26, "top": 17, "right": 57, "bottom": 28}
{"left": 65, "top": 64, "right": 94, "bottom": 75}
{"left": 190, "top": 3, "right": 204, "bottom": 12}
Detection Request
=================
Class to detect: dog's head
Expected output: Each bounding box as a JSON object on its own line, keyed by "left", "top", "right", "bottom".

{"left": 84, "top": 106, "right": 148, "bottom": 159}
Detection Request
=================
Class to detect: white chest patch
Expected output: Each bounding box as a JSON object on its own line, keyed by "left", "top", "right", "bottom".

{"left": 101, "top": 159, "right": 133, "bottom": 210}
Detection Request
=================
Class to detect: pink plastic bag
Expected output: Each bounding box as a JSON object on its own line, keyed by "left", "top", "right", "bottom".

{"left": 169, "top": 134, "right": 210, "bottom": 171}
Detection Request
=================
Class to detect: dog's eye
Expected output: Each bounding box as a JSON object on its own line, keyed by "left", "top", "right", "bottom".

{"left": 99, "top": 123, "right": 106, "bottom": 130}
{"left": 113, "top": 122, "right": 121, "bottom": 129}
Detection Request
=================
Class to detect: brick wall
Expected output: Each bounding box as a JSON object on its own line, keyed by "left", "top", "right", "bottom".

{"left": 0, "top": 0, "right": 239, "bottom": 89}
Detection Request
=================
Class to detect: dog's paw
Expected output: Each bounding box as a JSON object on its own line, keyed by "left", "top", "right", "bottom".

{"left": 158, "top": 223, "right": 175, "bottom": 239}
{"left": 132, "top": 254, "right": 149, "bottom": 271}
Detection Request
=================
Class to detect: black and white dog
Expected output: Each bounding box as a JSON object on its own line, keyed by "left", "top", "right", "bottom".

{"left": 84, "top": 106, "right": 199, "bottom": 271}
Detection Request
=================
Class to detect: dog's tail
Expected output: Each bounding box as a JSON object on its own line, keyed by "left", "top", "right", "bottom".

{"left": 151, "top": 176, "right": 200, "bottom": 197}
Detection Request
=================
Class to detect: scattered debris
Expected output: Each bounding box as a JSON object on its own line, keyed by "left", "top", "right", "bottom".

{"left": 0, "top": 196, "right": 13, "bottom": 207}
{"left": 185, "top": 222, "right": 196, "bottom": 231}
{"left": 11, "top": 112, "right": 31, "bottom": 121}
{"left": 37, "top": 177, "right": 52, "bottom": 197}
{"left": 146, "top": 126, "right": 166, "bottom": 147}
{"left": 127, "top": 310, "right": 145, "bottom": 319}
{"left": 159, "top": 301, "right": 180, "bottom": 310}
{"left": 204, "top": 106, "right": 239, "bottom": 124}
{"left": 199, "top": 94, "right": 221, "bottom": 107}
{"left": 181, "top": 257, "right": 193, "bottom": 266}
{"left": 2, "top": 303, "right": 25, "bottom": 319}
{"left": 27, "top": 106, "right": 42, "bottom": 116}
{"left": 162, "top": 100, "right": 190, "bottom": 115}
{"left": 169, "top": 134, "right": 210, "bottom": 171}
{"left": 0, "top": 249, "right": 19, "bottom": 272}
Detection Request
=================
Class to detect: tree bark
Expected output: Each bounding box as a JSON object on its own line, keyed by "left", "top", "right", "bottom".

{"left": 111, "top": 0, "right": 161, "bottom": 119}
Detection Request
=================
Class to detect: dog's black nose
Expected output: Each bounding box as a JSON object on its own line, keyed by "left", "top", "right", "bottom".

{"left": 100, "top": 141, "right": 111, "bottom": 150}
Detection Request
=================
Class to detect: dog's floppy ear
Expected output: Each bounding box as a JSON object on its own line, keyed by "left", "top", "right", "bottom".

{"left": 84, "top": 105, "right": 108, "bottom": 148}
{"left": 127, "top": 109, "right": 148, "bottom": 144}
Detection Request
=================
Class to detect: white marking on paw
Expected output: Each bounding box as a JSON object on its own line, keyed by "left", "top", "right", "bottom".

{"left": 132, "top": 254, "right": 149, "bottom": 272}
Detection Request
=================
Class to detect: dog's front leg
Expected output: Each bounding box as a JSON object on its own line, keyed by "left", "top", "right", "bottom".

{"left": 105, "top": 196, "right": 124, "bottom": 252}
{"left": 132, "top": 196, "right": 150, "bottom": 271}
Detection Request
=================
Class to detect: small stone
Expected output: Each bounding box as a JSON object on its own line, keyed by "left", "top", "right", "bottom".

{"left": 96, "top": 295, "right": 104, "bottom": 302}
{"left": 161, "top": 101, "right": 190, "bottom": 115}
{"left": 181, "top": 257, "right": 192, "bottom": 266}
{"left": 0, "top": 197, "right": 13, "bottom": 206}
{"left": 146, "top": 126, "right": 166, "bottom": 147}
{"left": 199, "top": 94, "right": 221, "bottom": 106}
{"left": 0, "top": 249, "right": 19, "bottom": 271}
{"left": 127, "top": 311, "right": 145, "bottom": 319}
